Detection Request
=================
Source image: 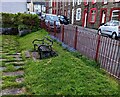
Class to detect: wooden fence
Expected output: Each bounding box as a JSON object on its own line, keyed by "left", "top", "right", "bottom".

{"left": 40, "top": 20, "right": 120, "bottom": 80}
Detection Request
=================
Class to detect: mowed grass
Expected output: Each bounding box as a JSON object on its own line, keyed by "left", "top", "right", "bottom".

{"left": 9, "top": 30, "right": 119, "bottom": 95}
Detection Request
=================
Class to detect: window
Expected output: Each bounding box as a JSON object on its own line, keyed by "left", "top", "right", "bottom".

{"left": 103, "top": 0, "right": 108, "bottom": 4}
{"left": 92, "top": 0, "right": 96, "bottom": 4}
{"left": 77, "top": 0, "right": 81, "bottom": 5}
{"left": 114, "top": 0, "right": 120, "bottom": 2}
{"left": 68, "top": 0, "right": 70, "bottom": 5}
{"left": 67, "top": 9, "right": 70, "bottom": 19}
{"left": 89, "top": 8, "right": 97, "bottom": 23}
{"left": 111, "top": 10, "right": 120, "bottom": 20}
{"left": 99, "top": 8, "right": 107, "bottom": 26}
{"left": 73, "top": 0, "right": 77, "bottom": 6}
{"left": 82, "top": 9, "right": 88, "bottom": 27}
{"left": 64, "top": 2, "right": 66, "bottom": 6}
{"left": 84, "top": 0, "right": 88, "bottom": 6}
{"left": 76, "top": 8, "right": 81, "bottom": 21}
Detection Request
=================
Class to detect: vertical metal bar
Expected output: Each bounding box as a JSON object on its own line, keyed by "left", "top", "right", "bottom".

{"left": 103, "top": 37, "right": 108, "bottom": 69}
{"left": 108, "top": 39, "right": 113, "bottom": 72}
{"left": 118, "top": 41, "right": 120, "bottom": 79}
{"left": 95, "top": 35, "right": 101, "bottom": 62}
{"left": 112, "top": 40, "right": 117, "bottom": 76}
{"left": 109, "top": 39, "right": 115, "bottom": 76}
{"left": 106, "top": 38, "right": 112, "bottom": 72}
{"left": 54, "top": 21, "right": 56, "bottom": 37}
{"left": 61, "top": 25, "right": 64, "bottom": 42}
{"left": 104, "top": 38, "right": 109, "bottom": 70}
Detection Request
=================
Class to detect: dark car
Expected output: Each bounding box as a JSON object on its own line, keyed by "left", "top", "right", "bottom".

{"left": 45, "top": 14, "right": 61, "bottom": 32}
{"left": 58, "top": 15, "right": 69, "bottom": 25}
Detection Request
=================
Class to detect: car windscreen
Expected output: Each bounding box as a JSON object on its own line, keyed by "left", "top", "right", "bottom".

{"left": 113, "top": 21, "right": 119, "bottom": 26}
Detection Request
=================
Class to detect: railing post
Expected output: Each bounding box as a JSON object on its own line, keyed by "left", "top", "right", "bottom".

{"left": 45, "top": 21, "right": 47, "bottom": 30}
{"left": 74, "top": 26, "right": 78, "bottom": 49}
{"left": 95, "top": 35, "right": 101, "bottom": 62}
{"left": 41, "top": 20, "right": 43, "bottom": 28}
{"left": 43, "top": 20, "right": 45, "bottom": 29}
{"left": 61, "top": 25, "right": 64, "bottom": 42}
{"left": 54, "top": 21, "right": 56, "bottom": 37}
{"left": 48, "top": 21, "right": 50, "bottom": 33}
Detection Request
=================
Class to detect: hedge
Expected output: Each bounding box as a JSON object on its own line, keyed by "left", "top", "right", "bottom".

{"left": 1, "top": 13, "right": 40, "bottom": 32}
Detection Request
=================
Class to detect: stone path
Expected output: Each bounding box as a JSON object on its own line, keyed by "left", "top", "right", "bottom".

{"left": 0, "top": 36, "right": 26, "bottom": 96}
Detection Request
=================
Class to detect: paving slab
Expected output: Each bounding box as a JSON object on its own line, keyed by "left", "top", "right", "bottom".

{"left": 0, "top": 59, "right": 7, "bottom": 62}
{"left": 1, "top": 88, "right": 25, "bottom": 95}
{"left": 3, "top": 71, "right": 24, "bottom": 76}
{"left": 15, "top": 78, "right": 24, "bottom": 83}
{"left": 0, "top": 67, "right": 6, "bottom": 71}
{"left": 5, "top": 62, "right": 25, "bottom": 65}
{"left": 25, "top": 51, "right": 31, "bottom": 58}
{"left": 14, "top": 66, "right": 23, "bottom": 69}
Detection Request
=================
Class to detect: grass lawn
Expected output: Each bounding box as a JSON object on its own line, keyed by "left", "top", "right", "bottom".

{"left": 2, "top": 29, "right": 119, "bottom": 95}
{"left": 17, "top": 29, "right": 120, "bottom": 95}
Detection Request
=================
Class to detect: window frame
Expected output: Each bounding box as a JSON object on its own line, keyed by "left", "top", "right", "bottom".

{"left": 89, "top": 8, "right": 97, "bottom": 24}
{"left": 92, "top": 0, "right": 96, "bottom": 4}
{"left": 82, "top": 8, "right": 88, "bottom": 27}
{"left": 77, "top": 0, "right": 81, "bottom": 5}
{"left": 109, "top": 8, "right": 120, "bottom": 21}
{"left": 102, "top": 0, "right": 108, "bottom": 5}
{"left": 99, "top": 8, "right": 107, "bottom": 27}
{"left": 84, "top": 0, "right": 88, "bottom": 6}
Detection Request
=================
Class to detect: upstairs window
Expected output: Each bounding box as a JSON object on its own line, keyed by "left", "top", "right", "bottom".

{"left": 84, "top": 0, "right": 88, "bottom": 6}
{"left": 77, "top": 0, "right": 81, "bottom": 5}
{"left": 114, "top": 0, "right": 120, "bottom": 2}
{"left": 92, "top": 0, "right": 96, "bottom": 4}
{"left": 103, "top": 0, "right": 108, "bottom": 4}
{"left": 68, "top": 0, "right": 71, "bottom": 5}
{"left": 73, "top": 0, "right": 77, "bottom": 6}
{"left": 89, "top": 8, "right": 97, "bottom": 23}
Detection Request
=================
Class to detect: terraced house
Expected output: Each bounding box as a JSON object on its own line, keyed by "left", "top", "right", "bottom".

{"left": 46, "top": 0, "right": 120, "bottom": 29}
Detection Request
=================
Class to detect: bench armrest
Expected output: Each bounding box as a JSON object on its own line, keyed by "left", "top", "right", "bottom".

{"left": 32, "top": 39, "right": 44, "bottom": 44}
{"left": 44, "top": 37, "right": 53, "bottom": 46}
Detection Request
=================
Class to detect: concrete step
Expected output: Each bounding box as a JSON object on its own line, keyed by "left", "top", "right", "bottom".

{"left": 1, "top": 87, "right": 25, "bottom": 95}
{"left": 3, "top": 71, "right": 24, "bottom": 76}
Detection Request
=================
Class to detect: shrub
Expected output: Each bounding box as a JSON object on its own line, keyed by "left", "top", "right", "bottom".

{"left": 1, "top": 13, "right": 40, "bottom": 32}
{"left": 2, "top": 13, "right": 16, "bottom": 28}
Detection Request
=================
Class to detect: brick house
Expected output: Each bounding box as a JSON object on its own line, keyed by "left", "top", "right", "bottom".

{"left": 27, "top": 0, "right": 46, "bottom": 13}
{"left": 47, "top": 0, "right": 120, "bottom": 29}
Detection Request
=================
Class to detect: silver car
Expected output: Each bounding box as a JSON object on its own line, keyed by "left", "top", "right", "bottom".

{"left": 45, "top": 14, "right": 61, "bottom": 32}
{"left": 98, "top": 20, "right": 120, "bottom": 39}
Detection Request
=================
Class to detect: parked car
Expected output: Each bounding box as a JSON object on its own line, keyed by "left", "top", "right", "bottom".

{"left": 98, "top": 20, "right": 120, "bottom": 39}
{"left": 40, "top": 13, "right": 46, "bottom": 20}
{"left": 58, "top": 15, "right": 69, "bottom": 25}
{"left": 44, "top": 14, "right": 61, "bottom": 32}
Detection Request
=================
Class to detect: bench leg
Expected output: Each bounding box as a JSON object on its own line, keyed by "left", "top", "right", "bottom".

{"left": 39, "top": 52, "right": 42, "bottom": 59}
{"left": 50, "top": 51, "right": 53, "bottom": 57}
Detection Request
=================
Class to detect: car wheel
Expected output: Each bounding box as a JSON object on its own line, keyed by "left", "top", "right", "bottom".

{"left": 98, "top": 30, "right": 101, "bottom": 35}
{"left": 111, "top": 33, "right": 117, "bottom": 39}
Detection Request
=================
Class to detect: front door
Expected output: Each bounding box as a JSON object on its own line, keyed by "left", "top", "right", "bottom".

{"left": 99, "top": 9, "right": 107, "bottom": 26}
{"left": 82, "top": 9, "right": 88, "bottom": 27}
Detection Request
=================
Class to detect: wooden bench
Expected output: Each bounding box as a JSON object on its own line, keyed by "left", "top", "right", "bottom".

{"left": 32, "top": 37, "right": 53, "bottom": 59}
